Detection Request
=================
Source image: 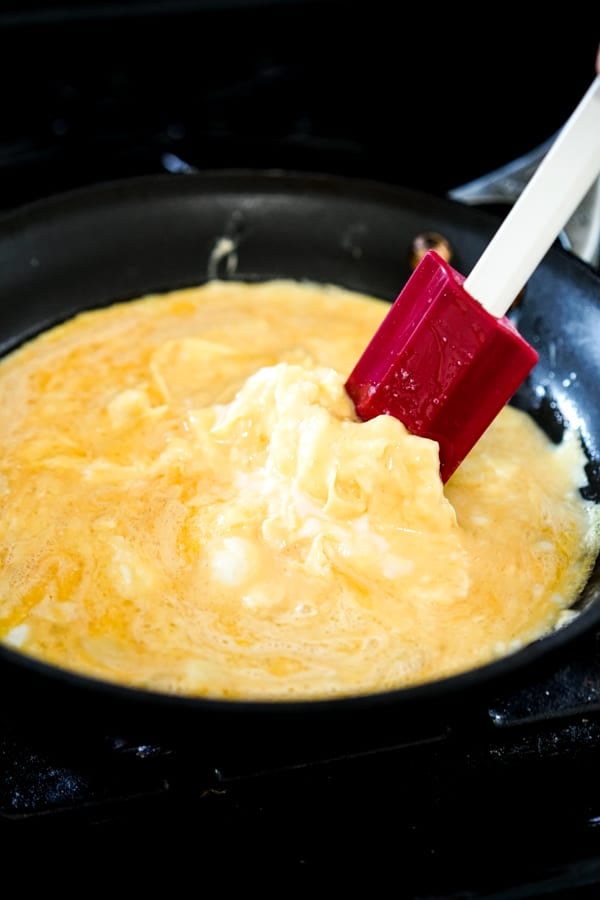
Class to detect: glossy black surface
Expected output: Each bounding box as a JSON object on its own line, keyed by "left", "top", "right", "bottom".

{"left": 1, "top": 1, "right": 597, "bottom": 209}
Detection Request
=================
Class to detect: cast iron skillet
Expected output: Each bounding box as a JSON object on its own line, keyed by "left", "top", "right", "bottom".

{"left": 0, "top": 170, "right": 599, "bottom": 762}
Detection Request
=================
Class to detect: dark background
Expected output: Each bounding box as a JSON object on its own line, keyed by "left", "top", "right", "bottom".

{"left": 0, "top": 0, "right": 597, "bottom": 210}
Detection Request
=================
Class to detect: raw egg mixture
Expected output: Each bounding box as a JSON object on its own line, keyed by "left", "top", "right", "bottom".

{"left": 0, "top": 279, "right": 598, "bottom": 699}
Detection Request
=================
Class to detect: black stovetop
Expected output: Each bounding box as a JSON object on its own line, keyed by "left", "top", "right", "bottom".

{"left": 4, "top": 644, "right": 600, "bottom": 894}
{"left": 1, "top": 4, "right": 600, "bottom": 894}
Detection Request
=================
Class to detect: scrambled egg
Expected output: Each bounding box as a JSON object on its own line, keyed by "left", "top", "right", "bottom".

{"left": 0, "top": 279, "right": 597, "bottom": 699}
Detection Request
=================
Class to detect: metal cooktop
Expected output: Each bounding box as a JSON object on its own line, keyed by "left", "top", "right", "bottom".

{"left": 3, "top": 644, "right": 600, "bottom": 895}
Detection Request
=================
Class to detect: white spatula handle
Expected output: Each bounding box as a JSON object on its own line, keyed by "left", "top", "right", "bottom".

{"left": 464, "top": 75, "right": 600, "bottom": 318}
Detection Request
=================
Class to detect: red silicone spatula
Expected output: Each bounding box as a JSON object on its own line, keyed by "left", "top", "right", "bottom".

{"left": 346, "top": 74, "right": 600, "bottom": 483}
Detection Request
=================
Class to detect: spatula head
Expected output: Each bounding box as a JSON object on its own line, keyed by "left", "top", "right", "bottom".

{"left": 345, "top": 250, "right": 539, "bottom": 482}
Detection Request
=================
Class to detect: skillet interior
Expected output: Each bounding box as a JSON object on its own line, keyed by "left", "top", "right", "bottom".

{"left": 0, "top": 169, "right": 599, "bottom": 757}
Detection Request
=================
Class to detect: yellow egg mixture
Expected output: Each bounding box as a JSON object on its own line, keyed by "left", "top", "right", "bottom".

{"left": 0, "top": 279, "right": 598, "bottom": 700}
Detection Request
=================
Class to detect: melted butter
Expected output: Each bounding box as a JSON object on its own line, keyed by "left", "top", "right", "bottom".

{"left": 0, "top": 279, "right": 598, "bottom": 699}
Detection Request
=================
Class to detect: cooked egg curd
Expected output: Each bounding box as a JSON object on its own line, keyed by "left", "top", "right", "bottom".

{"left": 0, "top": 279, "right": 598, "bottom": 699}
